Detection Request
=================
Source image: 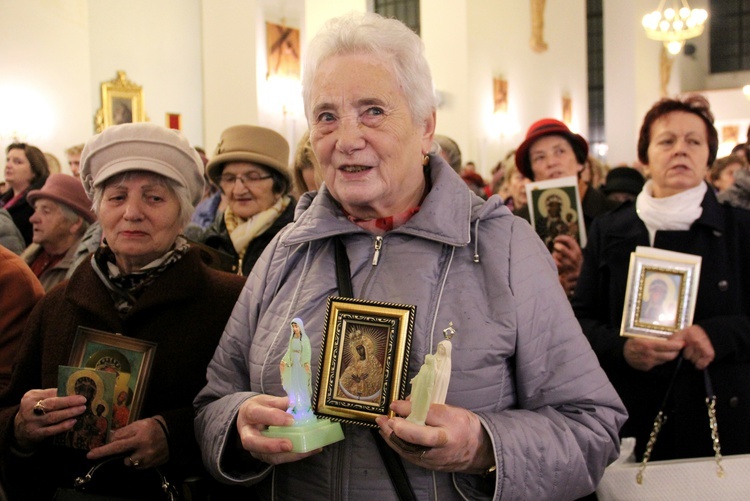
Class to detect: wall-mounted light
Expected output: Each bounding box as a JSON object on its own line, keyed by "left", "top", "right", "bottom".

{"left": 0, "top": 84, "right": 55, "bottom": 144}
{"left": 562, "top": 95, "right": 572, "bottom": 127}
{"left": 493, "top": 78, "right": 508, "bottom": 114}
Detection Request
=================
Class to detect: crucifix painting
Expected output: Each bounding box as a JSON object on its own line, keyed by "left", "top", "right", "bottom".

{"left": 266, "top": 22, "right": 301, "bottom": 80}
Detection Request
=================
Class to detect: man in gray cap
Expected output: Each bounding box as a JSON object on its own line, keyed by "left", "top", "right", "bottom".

{"left": 21, "top": 173, "right": 97, "bottom": 290}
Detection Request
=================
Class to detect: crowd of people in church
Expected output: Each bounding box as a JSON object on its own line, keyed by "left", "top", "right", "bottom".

{"left": 0, "top": 11, "right": 749, "bottom": 501}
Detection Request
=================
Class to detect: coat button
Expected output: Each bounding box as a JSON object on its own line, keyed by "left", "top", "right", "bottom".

{"left": 718, "top": 280, "right": 728, "bottom": 292}
{"left": 729, "top": 396, "right": 739, "bottom": 408}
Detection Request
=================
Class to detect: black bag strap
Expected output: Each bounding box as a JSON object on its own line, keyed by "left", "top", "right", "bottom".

{"left": 69, "top": 455, "right": 179, "bottom": 501}
{"left": 636, "top": 354, "right": 724, "bottom": 484}
{"left": 333, "top": 236, "right": 416, "bottom": 501}
{"left": 334, "top": 236, "right": 354, "bottom": 298}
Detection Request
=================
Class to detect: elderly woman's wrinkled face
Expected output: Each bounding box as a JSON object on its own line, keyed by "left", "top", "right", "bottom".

{"left": 220, "top": 162, "right": 278, "bottom": 220}
{"left": 99, "top": 172, "right": 182, "bottom": 274}
{"left": 309, "top": 53, "right": 435, "bottom": 219}
{"left": 646, "top": 111, "right": 709, "bottom": 198}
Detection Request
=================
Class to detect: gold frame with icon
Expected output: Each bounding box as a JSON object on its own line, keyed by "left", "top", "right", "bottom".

{"left": 620, "top": 246, "right": 702, "bottom": 340}
{"left": 313, "top": 297, "right": 415, "bottom": 427}
{"left": 94, "top": 71, "right": 147, "bottom": 133}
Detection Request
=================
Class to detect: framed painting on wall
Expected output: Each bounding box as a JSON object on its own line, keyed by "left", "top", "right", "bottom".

{"left": 94, "top": 71, "right": 147, "bottom": 133}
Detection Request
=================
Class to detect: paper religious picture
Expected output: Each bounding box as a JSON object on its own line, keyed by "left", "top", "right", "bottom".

{"left": 314, "top": 297, "right": 415, "bottom": 427}
{"left": 68, "top": 327, "right": 157, "bottom": 430}
{"left": 526, "top": 175, "right": 587, "bottom": 251}
{"left": 621, "top": 247, "right": 702, "bottom": 340}
{"left": 56, "top": 366, "right": 116, "bottom": 451}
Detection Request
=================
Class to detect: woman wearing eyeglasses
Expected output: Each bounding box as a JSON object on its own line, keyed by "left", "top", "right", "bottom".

{"left": 192, "top": 125, "right": 296, "bottom": 276}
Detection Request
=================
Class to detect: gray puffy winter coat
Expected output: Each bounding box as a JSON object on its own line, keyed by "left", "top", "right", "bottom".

{"left": 194, "top": 156, "right": 626, "bottom": 500}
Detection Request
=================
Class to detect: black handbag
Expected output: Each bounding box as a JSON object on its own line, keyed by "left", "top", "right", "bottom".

{"left": 53, "top": 455, "right": 179, "bottom": 501}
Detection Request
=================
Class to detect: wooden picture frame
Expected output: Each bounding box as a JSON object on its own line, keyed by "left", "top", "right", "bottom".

{"left": 68, "top": 327, "right": 157, "bottom": 430}
{"left": 526, "top": 175, "right": 587, "bottom": 250}
{"left": 314, "top": 297, "right": 415, "bottom": 427}
{"left": 621, "top": 247, "right": 702, "bottom": 339}
{"left": 94, "top": 71, "right": 146, "bottom": 133}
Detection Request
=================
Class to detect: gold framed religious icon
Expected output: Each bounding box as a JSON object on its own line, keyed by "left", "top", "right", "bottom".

{"left": 314, "top": 297, "right": 415, "bottom": 427}
{"left": 621, "top": 247, "right": 702, "bottom": 340}
{"left": 94, "top": 71, "right": 147, "bottom": 133}
{"left": 526, "top": 175, "right": 587, "bottom": 251}
{"left": 68, "top": 327, "right": 157, "bottom": 430}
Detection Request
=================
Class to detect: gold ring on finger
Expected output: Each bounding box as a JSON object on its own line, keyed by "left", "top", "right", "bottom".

{"left": 33, "top": 400, "right": 47, "bottom": 416}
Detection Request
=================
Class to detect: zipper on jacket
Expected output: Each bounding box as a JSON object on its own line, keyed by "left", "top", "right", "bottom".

{"left": 372, "top": 236, "right": 383, "bottom": 265}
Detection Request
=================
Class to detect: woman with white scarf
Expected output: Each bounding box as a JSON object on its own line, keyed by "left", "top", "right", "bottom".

{"left": 573, "top": 94, "right": 750, "bottom": 462}
{"left": 192, "top": 125, "right": 295, "bottom": 276}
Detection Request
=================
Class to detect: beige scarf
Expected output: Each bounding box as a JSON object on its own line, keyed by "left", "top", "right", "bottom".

{"left": 224, "top": 195, "right": 290, "bottom": 258}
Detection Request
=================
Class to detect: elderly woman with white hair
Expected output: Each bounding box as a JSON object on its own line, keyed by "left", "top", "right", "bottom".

{"left": 0, "top": 123, "right": 245, "bottom": 499}
{"left": 195, "top": 12, "right": 625, "bottom": 501}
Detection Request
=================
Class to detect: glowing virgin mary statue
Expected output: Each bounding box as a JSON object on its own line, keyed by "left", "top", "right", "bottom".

{"left": 262, "top": 318, "right": 344, "bottom": 452}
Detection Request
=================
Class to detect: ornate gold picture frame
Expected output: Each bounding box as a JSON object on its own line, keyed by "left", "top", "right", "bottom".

{"left": 68, "top": 327, "right": 157, "bottom": 429}
{"left": 94, "top": 71, "right": 146, "bottom": 133}
{"left": 314, "top": 297, "right": 415, "bottom": 427}
{"left": 621, "top": 247, "right": 702, "bottom": 340}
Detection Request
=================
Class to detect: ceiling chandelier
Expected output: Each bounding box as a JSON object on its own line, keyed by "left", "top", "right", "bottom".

{"left": 642, "top": 0, "right": 708, "bottom": 55}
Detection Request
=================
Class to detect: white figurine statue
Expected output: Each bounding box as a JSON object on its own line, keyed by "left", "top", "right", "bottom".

{"left": 431, "top": 339, "right": 452, "bottom": 405}
{"left": 406, "top": 354, "right": 436, "bottom": 426}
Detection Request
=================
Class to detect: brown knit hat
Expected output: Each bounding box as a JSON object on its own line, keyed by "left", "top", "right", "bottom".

{"left": 28, "top": 173, "right": 97, "bottom": 223}
{"left": 206, "top": 125, "right": 290, "bottom": 189}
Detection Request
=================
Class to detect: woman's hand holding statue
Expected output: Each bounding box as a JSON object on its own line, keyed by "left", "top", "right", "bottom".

{"left": 236, "top": 394, "right": 320, "bottom": 465}
{"left": 14, "top": 388, "right": 86, "bottom": 452}
{"left": 376, "top": 400, "right": 495, "bottom": 475}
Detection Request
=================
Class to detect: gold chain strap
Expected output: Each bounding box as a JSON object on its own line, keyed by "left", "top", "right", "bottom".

{"left": 636, "top": 362, "right": 725, "bottom": 485}
{"left": 636, "top": 410, "right": 666, "bottom": 485}
{"left": 706, "top": 395, "right": 725, "bottom": 478}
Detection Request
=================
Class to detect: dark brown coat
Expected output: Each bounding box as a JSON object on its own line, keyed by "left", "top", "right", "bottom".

{"left": 0, "top": 248, "right": 245, "bottom": 499}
